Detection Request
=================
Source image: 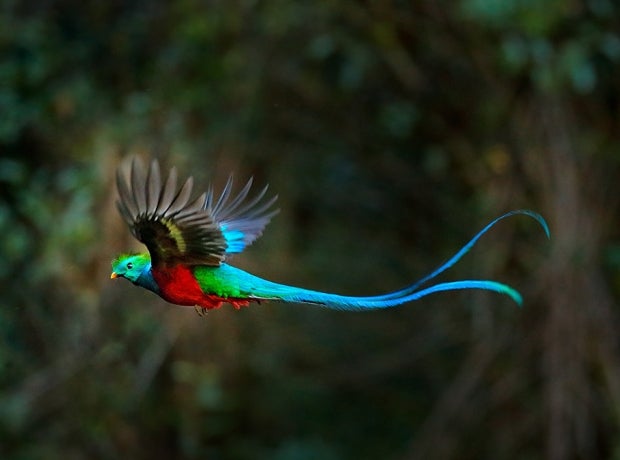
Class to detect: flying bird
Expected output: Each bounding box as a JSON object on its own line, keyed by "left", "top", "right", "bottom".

{"left": 111, "top": 158, "right": 549, "bottom": 312}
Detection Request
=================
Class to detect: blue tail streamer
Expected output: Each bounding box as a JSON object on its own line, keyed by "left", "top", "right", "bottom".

{"left": 269, "top": 210, "right": 549, "bottom": 310}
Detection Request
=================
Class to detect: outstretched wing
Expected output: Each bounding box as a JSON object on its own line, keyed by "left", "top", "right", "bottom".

{"left": 116, "top": 158, "right": 278, "bottom": 267}
{"left": 205, "top": 176, "right": 278, "bottom": 254}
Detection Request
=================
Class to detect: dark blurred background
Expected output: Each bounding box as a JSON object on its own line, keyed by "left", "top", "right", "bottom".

{"left": 1, "top": 1, "right": 619, "bottom": 459}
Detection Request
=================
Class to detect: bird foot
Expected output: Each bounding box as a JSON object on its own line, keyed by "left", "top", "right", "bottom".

{"left": 194, "top": 305, "right": 208, "bottom": 317}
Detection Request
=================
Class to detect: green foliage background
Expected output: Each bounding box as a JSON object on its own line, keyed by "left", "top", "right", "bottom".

{"left": 1, "top": 1, "right": 619, "bottom": 459}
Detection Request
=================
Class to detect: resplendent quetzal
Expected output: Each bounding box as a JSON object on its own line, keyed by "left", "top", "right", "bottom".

{"left": 111, "top": 158, "right": 549, "bottom": 312}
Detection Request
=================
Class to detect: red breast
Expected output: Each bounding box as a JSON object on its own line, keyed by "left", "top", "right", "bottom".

{"left": 152, "top": 265, "right": 250, "bottom": 310}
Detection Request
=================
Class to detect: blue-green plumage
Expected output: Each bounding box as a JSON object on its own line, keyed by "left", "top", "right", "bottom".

{"left": 111, "top": 159, "right": 550, "bottom": 311}
{"left": 190, "top": 210, "right": 548, "bottom": 309}
{"left": 115, "top": 207, "right": 549, "bottom": 310}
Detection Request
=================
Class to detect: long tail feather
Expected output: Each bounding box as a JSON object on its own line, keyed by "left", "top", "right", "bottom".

{"left": 248, "top": 210, "right": 548, "bottom": 310}
{"left": 270, "top": 280, "right": 522, "bottom": 310}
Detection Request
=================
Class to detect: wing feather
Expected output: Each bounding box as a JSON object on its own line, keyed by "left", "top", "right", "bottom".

{"left": 146, "top": 159, "right": 161, "bottom": 216}
{"left": 205, "top": 177, "right": 279, "bottom": 254}
{"left": 166, "top": 176, "right": 194, "bottom": 216}
{"left": 115, "top": 157, "right": 279, "bottom": 265}
{"left": 219, "top": 178, "right": 254, "bottom": 218}
{"left": 116, "top": 167, "right": 138, "bottom": 217}
{"left": 211, "top": 176, "right": 234, "bottom": 215}
{"left": 116, "top": 158, "right": 225, "bottom": 267}
{"left": 130, "top": 158, "right": 147, "bottom": 212}
{"left": 156, "top": 167, "right": 178, "bottom": 215}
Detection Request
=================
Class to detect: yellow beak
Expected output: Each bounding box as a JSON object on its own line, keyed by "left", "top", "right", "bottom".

{"left": 110, "top": 272, "right": 118, "bottom": 279}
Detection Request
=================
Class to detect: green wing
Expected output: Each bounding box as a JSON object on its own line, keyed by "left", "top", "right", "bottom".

{"left": 115, "top": 158, "right": 278, "bottom": 267}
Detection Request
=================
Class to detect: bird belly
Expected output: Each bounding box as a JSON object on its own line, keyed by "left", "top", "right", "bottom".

{"left": 152, "top": 265, "right": 250, "bottom": 310}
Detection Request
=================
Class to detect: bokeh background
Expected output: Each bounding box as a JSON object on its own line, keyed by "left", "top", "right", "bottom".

{"left": 1, "top": 1, "right": 619, "bottom": 459}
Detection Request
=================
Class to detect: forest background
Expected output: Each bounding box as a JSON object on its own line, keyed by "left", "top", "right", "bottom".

{"left": 1, "top": 1, "right": 619, "bottom": 459}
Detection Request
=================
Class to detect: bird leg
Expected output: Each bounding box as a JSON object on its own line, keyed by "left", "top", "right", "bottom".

{"left": 194, "top": 305, "right": 208, "bottom": 317}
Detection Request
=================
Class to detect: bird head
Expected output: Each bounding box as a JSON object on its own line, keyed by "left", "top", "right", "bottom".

{"left": 111, "top": 253, "right": 151, "bottom": 283}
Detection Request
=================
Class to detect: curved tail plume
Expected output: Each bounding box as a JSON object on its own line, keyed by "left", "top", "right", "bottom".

{"left": 246, "top": 210, "right": 549, "bottom": 310}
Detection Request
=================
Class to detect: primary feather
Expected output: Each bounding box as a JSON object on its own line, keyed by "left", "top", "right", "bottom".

{"left": 111, "top": 158, "right": 549, "bottom": 312}
{"left": 115, "top": 158, "right": 278, "bottom": 266}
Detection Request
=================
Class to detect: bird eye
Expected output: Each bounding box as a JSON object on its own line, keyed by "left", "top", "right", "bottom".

{"left": 127, "top": 262, "right": 133, "bottom": 269}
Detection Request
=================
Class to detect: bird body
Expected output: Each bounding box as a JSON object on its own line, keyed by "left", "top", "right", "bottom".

{"left": 115, "top": 252, "right": 534, "bottom": 311}
{"left": 111, "top": 158, "right": 549, "bottom": 312}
